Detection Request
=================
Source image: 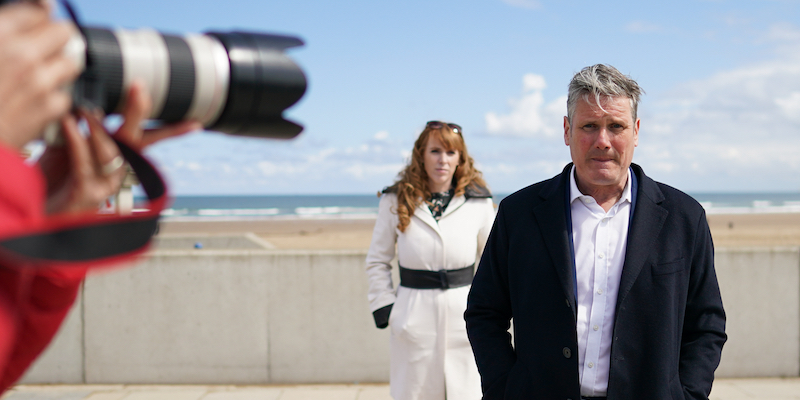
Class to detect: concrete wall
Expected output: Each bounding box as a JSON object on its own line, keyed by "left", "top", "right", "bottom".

{"left": 715, "top": 247, "right": 800, "bottom": 377}
{"left": 20, "top": 245, "right": 800, "bottom": 384}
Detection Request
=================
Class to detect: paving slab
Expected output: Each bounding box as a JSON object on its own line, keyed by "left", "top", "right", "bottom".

{"left": 6, "top": 379, "right": 800, "bottom": 400}
{"left": 199, "top": 388, "right": 282, "bottom": 400}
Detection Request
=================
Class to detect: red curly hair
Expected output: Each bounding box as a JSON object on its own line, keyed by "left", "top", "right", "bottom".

{"left": 383, "top": 124, "right": 487, "bottom": 232}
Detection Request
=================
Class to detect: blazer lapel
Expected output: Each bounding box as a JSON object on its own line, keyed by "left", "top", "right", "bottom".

{"left": 616, "top": 166, "right": 668, "bottom": 310}
{"left": 533, "top": 165, "right": 578, "bottom": 317}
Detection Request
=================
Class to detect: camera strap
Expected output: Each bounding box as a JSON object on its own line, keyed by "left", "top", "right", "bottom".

{"left": 0, "top": 139, "right": 167, "bottom": 269}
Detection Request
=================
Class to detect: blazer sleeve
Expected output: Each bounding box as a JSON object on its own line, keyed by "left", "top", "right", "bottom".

{"left": 465, "top": 201, "right": 516, "bottom": 399}
{"left": 680, "top": 210, "right": 727, "bottom": 400}
{"left": 365, "top": 194, "right": 399, "bottom": 327}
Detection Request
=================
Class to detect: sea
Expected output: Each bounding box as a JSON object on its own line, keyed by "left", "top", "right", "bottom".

{"left": 149, "top": 192, "right": 800, "bottom": 221}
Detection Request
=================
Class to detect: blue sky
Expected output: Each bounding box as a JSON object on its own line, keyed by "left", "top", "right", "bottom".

{"left": 73, "top": 0, "right": 800, "bottom": 194}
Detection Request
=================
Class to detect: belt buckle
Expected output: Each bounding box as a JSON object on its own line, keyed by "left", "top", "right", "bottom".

{"left": 438, "top": 270, "right": 449, "bottom": 289}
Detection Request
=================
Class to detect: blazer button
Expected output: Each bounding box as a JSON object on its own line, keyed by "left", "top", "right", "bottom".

{"left": 562, "top": 347, "right": 571, "bottom": 358}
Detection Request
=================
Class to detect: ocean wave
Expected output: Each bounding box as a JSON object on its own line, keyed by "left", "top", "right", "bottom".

{"left": 701, "top": 202, "right": 800, "bottom": 214}
{"left": 160, "top": 206, "right": 379, "bottom": 221}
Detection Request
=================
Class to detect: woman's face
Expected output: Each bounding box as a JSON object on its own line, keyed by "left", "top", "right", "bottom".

{"left": 423, "top": 135, "right": 460, "bottom": 193}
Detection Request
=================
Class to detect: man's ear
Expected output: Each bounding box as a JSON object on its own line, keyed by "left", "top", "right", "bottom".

{"left": 563, "top": 116, "right": 571, "bottom": 146}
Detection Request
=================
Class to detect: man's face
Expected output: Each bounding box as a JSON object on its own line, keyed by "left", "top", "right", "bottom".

{"left": 563, "top": 95, "right": 639, "bottom": 194}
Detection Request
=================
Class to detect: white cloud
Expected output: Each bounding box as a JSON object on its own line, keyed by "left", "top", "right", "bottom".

{"left": 373, "top": 130, "right": 389, "bottom": 141}
{"left": 625, "top": 21, "right": 662, "bottom": 33}
{"left": 766, "top": 22, "right": 800, "bottom": 42}
{"left": 775, "top": 92, "right": 800, "bottom": 120}
{"left": 500, "top": 0, "right": 540, "bottom": 10}
{"left": 485, "top": 73, "right": 566, "bottom": 138}
{"left": 636, "top": 33, "right": 800, "bottom": 190}
{"left": 344, "top": 163, "right": 406, "bottom": 180}
{"left": 144, "top": 128, "right": 416, "bottom": 194}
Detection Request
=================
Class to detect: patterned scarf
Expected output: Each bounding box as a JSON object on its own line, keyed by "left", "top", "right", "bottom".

{"left": 427, "top": 189, "right": 454, "bottom": 221}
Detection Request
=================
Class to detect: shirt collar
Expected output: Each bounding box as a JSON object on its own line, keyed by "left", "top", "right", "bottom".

{"left": 569, "top": 165, "right": 633, "bottom": 207}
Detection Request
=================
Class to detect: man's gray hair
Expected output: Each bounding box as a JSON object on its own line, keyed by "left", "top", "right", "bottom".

{"left": 566, "top": 64, "right": 644, "bottom": 124}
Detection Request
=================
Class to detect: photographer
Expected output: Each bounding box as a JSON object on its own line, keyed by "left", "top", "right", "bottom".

{"left": 0, "top": 1, "right": 199, "bottom": 392}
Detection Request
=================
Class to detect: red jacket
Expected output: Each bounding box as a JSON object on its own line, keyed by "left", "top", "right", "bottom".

{"left": 0, "top": 143, "right": 87, "bottom": 392}
{"left": 0, "top": 140, "right": 163, "bottom": 393}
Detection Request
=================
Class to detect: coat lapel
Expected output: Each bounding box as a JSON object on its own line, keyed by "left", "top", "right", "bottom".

{"left": 440, "top": 195, "right": 466, "bottom": 219}
{"left": 414, "top": 194, "right": 466, "bottom": 239}
{"left": 533, "top": 165, "right": 578, "bottom": 316}
{"left": 414, "top": 201, "right": 441, "bottom": 236}
{"left": 616, "top": 165, "right": 668, "bottom": 311}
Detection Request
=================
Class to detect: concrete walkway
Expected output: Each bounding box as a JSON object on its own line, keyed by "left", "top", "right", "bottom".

{"left": 3, "top": 379, "right": 800, "bottom": 399}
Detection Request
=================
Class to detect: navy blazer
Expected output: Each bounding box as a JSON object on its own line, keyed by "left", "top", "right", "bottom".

{"left": 465, "top": 163, "right": 726, "bottom": 400}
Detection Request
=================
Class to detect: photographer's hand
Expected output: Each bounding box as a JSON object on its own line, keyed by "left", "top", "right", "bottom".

{"left": 40, "top": 82, "right": 201, "bottom": 214}
{"left": 41, "top": 109, "right": 127, "bottom": 214}
{"left": 114, "top": 81, "right": 202, "bottom": 151}
{"left": 0, "top": 2, "right": 79, "bottom": 150}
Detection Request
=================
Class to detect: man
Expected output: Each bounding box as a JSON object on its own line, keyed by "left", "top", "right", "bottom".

{"left": 465, "top": 64, "right": 726, "bottom": 400}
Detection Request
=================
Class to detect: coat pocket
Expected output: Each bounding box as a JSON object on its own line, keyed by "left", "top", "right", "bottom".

{"left": 669, "top": 372, "right": 686, "bottom": 400}
{"left": 651, "top": 258, "right": 687, "bottom": 276}
{"left": 503, "top": 362, "right": 532, "bottom": 398}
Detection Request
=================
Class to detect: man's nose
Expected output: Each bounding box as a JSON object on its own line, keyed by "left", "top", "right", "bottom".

{"left": 595, "top": 128, "right": 612, "bottom": 148}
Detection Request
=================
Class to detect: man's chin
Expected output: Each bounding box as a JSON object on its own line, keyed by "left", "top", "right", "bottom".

{"left": 586, "top": 170, "right": 627, "bottom": 186}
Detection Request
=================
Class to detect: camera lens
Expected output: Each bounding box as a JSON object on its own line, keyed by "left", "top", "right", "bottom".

{"left": 74, "top": 27, "right": 307, "bottom": 139}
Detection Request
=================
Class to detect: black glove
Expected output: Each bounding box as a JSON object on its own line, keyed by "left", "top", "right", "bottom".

{"left": 372, "top": 303, "right": 393, "bottom": 329}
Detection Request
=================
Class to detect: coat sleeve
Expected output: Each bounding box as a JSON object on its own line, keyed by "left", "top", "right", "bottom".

{"left": 465, "top": 201, "right": 516, "bottom": 399}
{"left": 365, "top": 194, "right": 399, "bottom": 328}
{"left": 680, "top": 210, "right": 727, "bottom": 400}
{"left": 475, "top": 198, "right": 496, "bottom": 266}
{"left": 0, "top": 266, "right": 86, "bottom": 393}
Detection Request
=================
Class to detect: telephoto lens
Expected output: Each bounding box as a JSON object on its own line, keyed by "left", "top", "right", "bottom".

{"left": 68, "top": 27, "right": 307, "bottom": 139}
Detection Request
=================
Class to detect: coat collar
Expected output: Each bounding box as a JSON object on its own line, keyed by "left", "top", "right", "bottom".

{"left": 533, "top": 163, "right": 666, "bottom": 317}
{"left": 413, "top": 194, "right": 467, "bottom": 236}
{"left": 383, "top": 182, "right": 492, "bottom": 238}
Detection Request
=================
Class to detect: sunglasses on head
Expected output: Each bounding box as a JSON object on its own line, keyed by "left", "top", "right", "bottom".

{"left": 426, "top": 121, "right": 463, "bottom": 135}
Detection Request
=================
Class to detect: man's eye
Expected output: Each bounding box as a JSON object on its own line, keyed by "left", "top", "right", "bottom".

{"left": 582, "top": 124, "right": 596, "bottom": 130}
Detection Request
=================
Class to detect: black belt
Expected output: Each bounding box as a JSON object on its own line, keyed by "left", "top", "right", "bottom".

{"left": 399, "top": 264, "right": 474, "bottom": 289}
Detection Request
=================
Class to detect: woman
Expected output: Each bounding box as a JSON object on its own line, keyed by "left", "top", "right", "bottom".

{"left": 365, "top": 121, "right": 495, "bottom": 400}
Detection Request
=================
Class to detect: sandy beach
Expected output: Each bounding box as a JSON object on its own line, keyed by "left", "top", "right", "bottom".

{"left": 156, "top": 212, "right": 800, "bottom": 250}
{"left": 158, "top": 218, "right": 378, "bottom": 250}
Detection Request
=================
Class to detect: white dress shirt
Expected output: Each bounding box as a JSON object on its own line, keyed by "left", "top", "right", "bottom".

{"left": 569, "top": 167, "right": 632, "bottom": 397}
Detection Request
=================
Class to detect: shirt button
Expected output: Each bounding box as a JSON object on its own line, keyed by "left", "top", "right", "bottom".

{"left": 598, "top": 253, "right": 605, "bottom": 259}
{"left": 588, "top": 362, "right": 594, "bottom": 368}
{"left": 593, "top": 325, "right": 599, "bottom": 331}
{"left": 597, "top": 289, "right": 604, "bottom": 295}
{"left": 582, "top": 198, "right": 591, "bottom": 204}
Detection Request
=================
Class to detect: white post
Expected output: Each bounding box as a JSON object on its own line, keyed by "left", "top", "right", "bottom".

{"left": 114, "top": 166, "right": 139, "bottom": 215}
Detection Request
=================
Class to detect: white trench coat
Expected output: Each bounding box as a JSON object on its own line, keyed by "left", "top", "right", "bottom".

{"left": 366, "top": 189, "right": 495, "bottom": 400}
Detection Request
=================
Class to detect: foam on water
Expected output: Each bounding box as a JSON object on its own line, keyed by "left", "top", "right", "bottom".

{"left": 152, "top": 193, "right": 800, "bottom": 220}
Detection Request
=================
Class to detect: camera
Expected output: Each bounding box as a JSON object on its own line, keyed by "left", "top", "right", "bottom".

{"left": 1, "top": 0, "right": 308, "bottom": 139}
{"left": 69, "top": 27, "right": 307, "bottom": 139}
